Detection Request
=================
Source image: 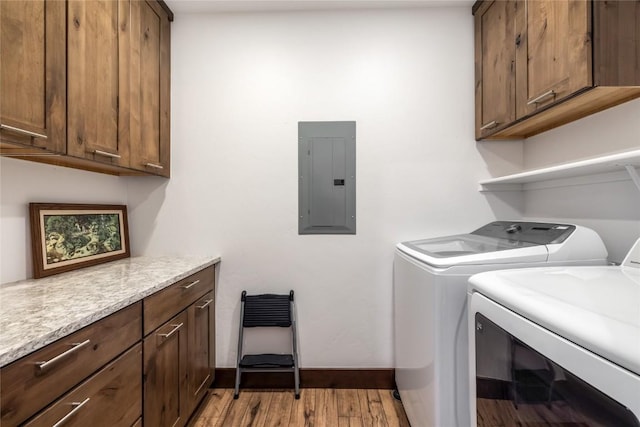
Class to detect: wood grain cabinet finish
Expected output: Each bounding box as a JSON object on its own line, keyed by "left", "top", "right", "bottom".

{"left": 143, "top": 310, "right": 189, "bottom": 427}
{"left": 0, "top": 302, "right": 141, "bottom": 427}
{"left": 143, "top": 266, "right": 215, "bottom": 336}
{"left": 23, "top": 343, "right": 142, "bottom": 427}
{"left": 0, "top": 262, "right": 215, "bottom": 427}
{"left": 0, "top": 0, "right": 66, "bottom": 154}
{"left": 474, "top": 0, "right": 518, "bottom": 139}
{"left": 186, "top": 291, "right": 216, "bottom": 415}
{"left": 474, "top": 0, "right": 640, "bottom": 140}
{"left": 143, "top": 266, "right": 216, "bottom": 426}
{"left": 515, "top": 0, "right": 592, "bottom": 118}
{"left": 128, "top": 0, "right": 171, "bottom": 177}
{"left": 66, "top": 0, "right": 130, "bottom": 168}
{"left": 0, "top": 0, "right": 172, "bottom": 177}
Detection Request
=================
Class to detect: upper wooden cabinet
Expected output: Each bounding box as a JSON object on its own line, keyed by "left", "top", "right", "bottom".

{"left": 0, "top": 0, "right": 66, "bottom": 154}
{"left": 474, "top": 0, "right": 640, "bottom": 140}
{"left": 0, "top": 0, "right": 173, "bottom": 177}
{"left": 129, "top": 0, "right": 171, "bottom": 177}
{"left": 516, "top": 0, "right": 592, "bottom": 118}
{"left": 474, "top": 0, "right": 517, "bottom": 138}
{"left": 66, "top": 0, "right": 130, "bottom": 168}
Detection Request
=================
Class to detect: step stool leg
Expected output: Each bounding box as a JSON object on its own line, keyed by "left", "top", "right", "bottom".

{"left": 234, "top": 368, "right": 241, "bottom": 399}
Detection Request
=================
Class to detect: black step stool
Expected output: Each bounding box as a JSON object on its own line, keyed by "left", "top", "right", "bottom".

{"left": 234, "top": 290, "right": 300, "bottom": 399}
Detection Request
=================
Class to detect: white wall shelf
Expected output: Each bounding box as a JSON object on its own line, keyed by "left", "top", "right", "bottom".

{"left": 479, "top": 149, "right": 640, "bottom": 193}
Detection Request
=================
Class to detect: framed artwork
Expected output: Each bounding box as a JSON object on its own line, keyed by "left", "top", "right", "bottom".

{"left": 29, "top": 203, "right": 130, "bottom": 278}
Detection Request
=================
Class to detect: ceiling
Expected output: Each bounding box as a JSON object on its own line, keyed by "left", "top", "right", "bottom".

{"left": 163, "top": 0, "right": 474, "bottom": 14}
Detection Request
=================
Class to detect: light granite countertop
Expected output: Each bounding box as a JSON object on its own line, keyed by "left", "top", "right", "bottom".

{"left": 0, "top": 255, "right": 221, "bottom": 368}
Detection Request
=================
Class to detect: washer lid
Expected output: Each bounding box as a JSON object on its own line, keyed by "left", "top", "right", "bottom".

{"left": 398, "top": 233, "right": 549, "bottom": 267}
{"left": 469, "top": 266, "right": 640, "bottom": 376}
{"left": 472, "top": 221, "right": 577, "bottom": 245}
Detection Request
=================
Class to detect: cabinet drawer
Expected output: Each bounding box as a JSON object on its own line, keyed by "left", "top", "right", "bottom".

{"left": 143, "top": 266, "right": 214, "bottom": 336}
{"left": 24, "top": 343, "right": 142, "bottom": 427}
{"left": 0, "top": 302, "right": 142, "bottom": 426}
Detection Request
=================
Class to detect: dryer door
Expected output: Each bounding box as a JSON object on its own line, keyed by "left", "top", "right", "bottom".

{"left": 469, "top": 293, "right": 640, "bottom": 427}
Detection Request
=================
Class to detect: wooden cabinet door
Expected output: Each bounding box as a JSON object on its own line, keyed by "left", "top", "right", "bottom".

{"left": 187, "top": 291, "right": 215, "bottom": 414}
{"left": 516, "top": 0, "right": 592, "bottom": 118}
{"left": 66, "top": 0, "right": 129, "bottom": 167}
{"left": 474, "top": 0, "right": 517, "bottom": 139}
{"left": 0, "top": 0, "right": 65, "bottom": 152}
{"left": 129, "top": 0, "right": 171, "bottom": 177}
{"left": 144, "top": 310, "right": 188, "bottom": 427}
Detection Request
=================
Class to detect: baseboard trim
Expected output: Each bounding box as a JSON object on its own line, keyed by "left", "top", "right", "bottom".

{"left": 213, "top": 368, "right": 395, "bottom": 389}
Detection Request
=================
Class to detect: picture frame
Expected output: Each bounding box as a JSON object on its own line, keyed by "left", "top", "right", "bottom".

{"left": 29, "top": 203, "right": 130, "bottom": 279}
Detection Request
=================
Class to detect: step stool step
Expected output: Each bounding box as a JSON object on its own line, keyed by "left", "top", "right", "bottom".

{"left": 240, "top": 353, "right": 294, "bottom": 368}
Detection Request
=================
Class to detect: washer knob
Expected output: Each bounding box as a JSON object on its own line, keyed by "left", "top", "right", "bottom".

{"left": 506, "top": 224, "right": 522, "bottom": 234}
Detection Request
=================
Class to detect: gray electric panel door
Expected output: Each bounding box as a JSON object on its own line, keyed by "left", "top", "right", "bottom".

{"left": 299, "top": 121, "right": 356, "bottom": 235}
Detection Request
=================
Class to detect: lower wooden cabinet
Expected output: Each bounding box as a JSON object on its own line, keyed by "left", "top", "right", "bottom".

{"left": 0, "top": 265, "right": 216, "bottom": 427}
{"left": 187, "top": 291, "right": 215, "bottom": 415}
{"left": 143, "top": 310, "right": 189, "bottom": 427}
{"left": 0, "top": 303, "right": 141, "bottom": 426}
{"left": 143, "top": 267, "right": 216, "bottom": 427}
{"left": 24, "top": 343, "right": 142, "bottom": 427}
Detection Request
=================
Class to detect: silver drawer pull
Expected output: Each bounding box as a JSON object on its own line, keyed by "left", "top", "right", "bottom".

{"left": 52, "top": 397, "right": 90, "bottom": 427}
{"left": 157, "top": 323, "right": 183, "bottom": 339}
{"left": 196, "top": 299, "right": 214, "bottom": 310}
{"left": 182, "top": 279, "right": 200, "bottom": 290}
{"left": 35, "top": 339, "right": 91, "bottom": 374}
{"left": 0, "top": 124, "right": 47, "bottom": 139}
{"left": 479, "top": 120, "right": 498, "bottom": 130}
{"left": 145, "top": 162, "right": 164, "bottom": 169}
{"left": 527, "top": 89, "right": 556, "bottom": 105}
{"left": 93, "top": 149, "right": 121, "bottom": 159}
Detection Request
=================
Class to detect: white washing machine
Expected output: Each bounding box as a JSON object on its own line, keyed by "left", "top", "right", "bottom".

{"left": 393, "top": 221, "right": 608, "bottom": 427}
{"left": 468, "top": 238, "right": 640, "bottom": 427}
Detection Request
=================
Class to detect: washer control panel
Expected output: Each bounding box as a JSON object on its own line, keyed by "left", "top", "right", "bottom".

{"left": 472, "top": 221, "right": 576, "bottom": 245}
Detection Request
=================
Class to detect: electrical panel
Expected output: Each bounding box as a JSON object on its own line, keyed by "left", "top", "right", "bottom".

{"left": 298, "top": 121, "right": 356, "bottom": 235}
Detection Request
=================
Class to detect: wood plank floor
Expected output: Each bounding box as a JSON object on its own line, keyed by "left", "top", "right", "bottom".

{"left": 189, "top": 389, "right": 411, "bottom": 427}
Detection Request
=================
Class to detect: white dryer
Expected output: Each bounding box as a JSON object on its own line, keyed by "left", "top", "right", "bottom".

{"left": 393, "top": 221, "right": 608, "bottom": 427}
{"left": 468, "top": 238, "right": 640, "bottom": 426}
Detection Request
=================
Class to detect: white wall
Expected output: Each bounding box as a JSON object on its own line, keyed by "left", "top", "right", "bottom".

{"left": 125, "top": 8, "right": 521, "bottom": 368}
{"left": 522, "top": 99, "right": 640, "bottom": 263}
{"left": 0, "top": 158, "right": 128, "bottom": 283}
